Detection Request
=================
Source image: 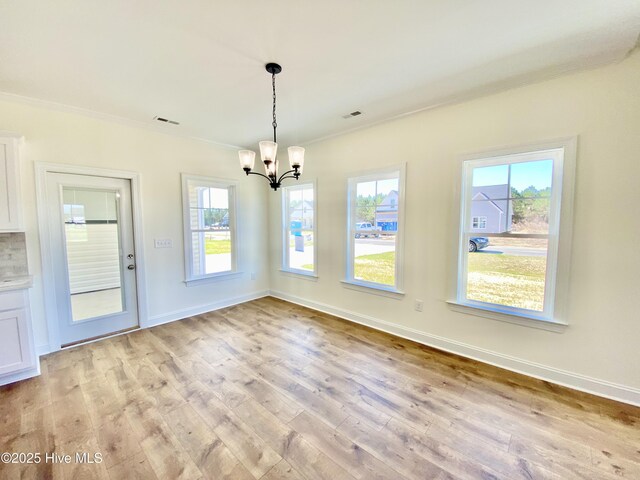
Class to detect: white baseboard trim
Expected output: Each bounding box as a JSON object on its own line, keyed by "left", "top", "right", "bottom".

{"left": 0, "top": 363, "right": 41, "bottom": 386}
{"left": 269, "top": 290, "right": 640, "bottom": 407}
{"left": 146, "top": 290, "right": 270, "bottom": 328}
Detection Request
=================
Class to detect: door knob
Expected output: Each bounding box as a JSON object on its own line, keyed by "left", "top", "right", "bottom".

{"left": 127, "top": 264, "right": 135, "bottom": 270}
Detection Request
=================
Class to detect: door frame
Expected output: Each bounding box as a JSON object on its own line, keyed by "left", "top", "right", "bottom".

{"left": 35, "top": 162, "right": 148, "bottom": 352}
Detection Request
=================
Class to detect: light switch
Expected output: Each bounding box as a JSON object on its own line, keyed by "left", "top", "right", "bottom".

{"left": 154, "top": 238, "right": 172, "bottom": 248}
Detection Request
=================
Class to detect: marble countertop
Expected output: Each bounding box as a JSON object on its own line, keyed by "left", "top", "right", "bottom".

{"left": 0, "top": 275, "right": 33, "bottom": 292}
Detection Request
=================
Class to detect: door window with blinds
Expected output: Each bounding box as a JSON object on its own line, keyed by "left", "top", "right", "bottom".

{"left": 182, "top": 174, "right": 237, "bottom": 282}
{"left": 457, "top": 145, "right": 572, "bottom": 322}
{"left": 62, "top": 187, "right": 123, "bottom": 321}
{"left": 281, "top": 182, "right": 316, "bottom": 275}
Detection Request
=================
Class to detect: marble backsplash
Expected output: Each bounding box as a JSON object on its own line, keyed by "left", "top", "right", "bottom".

{"left": 0, "top": 232, "right": 29, "bottom": 277}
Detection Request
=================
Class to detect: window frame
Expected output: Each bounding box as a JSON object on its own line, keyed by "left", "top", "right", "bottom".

{"left": 344, "top": 163, "right": 406, "bottom": 295}
{"left": 281, "top": 180, "right": 318, "bottom": 277}
{"left": 181, "top": 173, "right": 238, "bottom": 285}
{"left": 451, "top": 138, "right": 577, "bottom": 326}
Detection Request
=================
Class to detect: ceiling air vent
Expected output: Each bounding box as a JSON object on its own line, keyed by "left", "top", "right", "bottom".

{"left": 342, "top": 111, "right": 362, "bottom": 119}
{"left": 153, "top": 116, "right": 180, "bottom": 125}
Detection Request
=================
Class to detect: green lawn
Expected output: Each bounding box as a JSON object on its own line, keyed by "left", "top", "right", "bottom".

{"left": 205, "top": 239, "right": 231, "bottom": 255}
{"left": 354, "top": 251, "right": 396, "bottom": 286}
{"left": 467, "top": 253, "right": 546, "bottom": 311}
{"left": 303, "top": 251, "right": 397, "bottom": 285}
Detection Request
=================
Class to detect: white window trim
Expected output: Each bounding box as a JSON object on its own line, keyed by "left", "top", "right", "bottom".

{"left": 181, "top": 173, "right": 239, "bottom": 285}
{"left": 344, "top": 163, "right": 406, "bottom": 295}
{"left": 450, "top": 137, "right": 577, "bottom": 326}
{"left": 281, "top": 180, "right": 318, "bottom": 277}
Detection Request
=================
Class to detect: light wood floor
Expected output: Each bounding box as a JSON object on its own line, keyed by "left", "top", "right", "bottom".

{"left": 1, "top": 297, "right": 639, "bottom": 479}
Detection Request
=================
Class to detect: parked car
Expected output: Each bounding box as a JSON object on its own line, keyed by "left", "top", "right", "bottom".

{"left": 469, "top": 236, "right": 489, "bottom": 252}
{"left": 355, "top": 222, "right": 381, "bottom": 238}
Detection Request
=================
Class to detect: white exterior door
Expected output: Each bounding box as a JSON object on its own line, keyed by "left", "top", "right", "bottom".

{"left": 46, "top": 173, "right": 139, "bottom": 346}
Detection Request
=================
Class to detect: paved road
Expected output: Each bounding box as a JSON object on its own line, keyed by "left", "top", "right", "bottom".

{"left": 478, "top": 246, "right": 547, "bottom": 257}
{"left": 358, "top": 237, "right": 546, "bottom": 258}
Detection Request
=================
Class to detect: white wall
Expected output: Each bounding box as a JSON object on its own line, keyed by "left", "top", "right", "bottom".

{"left": 269, "top": 51, "right": 640, "bottom": 402}
{"left": 0, "top": 99, "right": 270, "bottom": 350}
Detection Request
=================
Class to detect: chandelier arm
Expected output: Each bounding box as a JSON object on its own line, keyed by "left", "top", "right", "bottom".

{"left": 278, "top": 174, "right": 300, "bottom": 183}
{"left": 277, "top": 169, "right": 299, "bottom": 184}
{"left": 246, "top": 171, "right": 273, "bottom": 182}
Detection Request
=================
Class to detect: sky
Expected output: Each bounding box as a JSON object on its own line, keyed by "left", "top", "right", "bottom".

{"left": 357, "top": 178, "right": 399, "bottom": 198}
{"left": 472, "top": 159, "right": 553, "bottom": 192}
{"left": 201, "top": 187, "right": 229, "bottom": 209}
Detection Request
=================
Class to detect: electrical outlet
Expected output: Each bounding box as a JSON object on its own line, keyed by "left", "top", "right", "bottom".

{"left": 250, "top": 272, "right": 256, "bottom": 280}
{"left": 154, "top": 238, "right": 172, "bottom": 248}
{"left": 414, "top": 299, "right": 424, "bottom": 312}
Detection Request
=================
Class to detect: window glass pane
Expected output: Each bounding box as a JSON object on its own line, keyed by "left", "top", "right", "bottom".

{"left": 191, "top": 231, "right": 232, "bottom": 276}
{"left": 63, "top": 188, "right": 123, "bottom": 322}
{"left": 471, "top": 181, "right": 510, "bottom": 233}
{"left": 510, "top": 198, "right": 550, "bottom": 234}
{"left": 510, "top": 159, "right": 553, "bottom": 195}
{"left": 289, "top": 188, "right": 303, "bottom": 205}
{"left": 354, "top": 237, "right": 396, "bottom": 286}
{"left": 286, "top": 186, "right": 314, "bottom": 272}
{"left": 356, "top": 180, "right": 377, "bottom": 198}
{"left": 466, "top": 237, "right": 548, "bottom": 312}
{"left": 352, "top": 175, "right": 400, "bottom": 287}
{"left": 288, "top": 231, "right": 314, "bottom": 271}
{"left": 472, "top": 164, "right": 508, "bottom": 187}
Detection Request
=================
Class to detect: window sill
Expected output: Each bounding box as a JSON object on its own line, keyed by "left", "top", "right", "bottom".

{"left": 446, "top": 301, "right": 568, "bottom": 332}
{"left": 279, "top": 269, "right": 318, "bottom": 281}
{"left": 184, "top": 271, "right": 243, "bottom": 287}
{"left": 341, "top": 280, "right": 405, "bottom": 299}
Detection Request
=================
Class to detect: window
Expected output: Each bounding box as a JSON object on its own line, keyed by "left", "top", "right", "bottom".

{"left": 346, "top": 165, "right": 405, "bottom": 293}
{"left": 182, "top": 174, "right": 237, "bottom": 283}
{"left": 456, "top": 140, "right": 576, "bottom": 323}
{"left": 472, "top": 216, "right": 487, "bottom": 229}
{"left": 282, "top": 182, "right": 316, "bottom": 275}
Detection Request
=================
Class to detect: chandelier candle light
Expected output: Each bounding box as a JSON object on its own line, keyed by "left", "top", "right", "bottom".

{"left": 239, "top": 63, "right": 305, "bottom": 191}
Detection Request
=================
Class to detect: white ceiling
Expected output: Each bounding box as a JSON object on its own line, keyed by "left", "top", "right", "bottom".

{"left": 1, "top": 1, "right": 639, "bottom": 149}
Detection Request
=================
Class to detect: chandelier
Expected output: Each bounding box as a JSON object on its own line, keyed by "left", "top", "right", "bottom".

{"left": 238, "top": 63, "right": 305, "bottom": 191}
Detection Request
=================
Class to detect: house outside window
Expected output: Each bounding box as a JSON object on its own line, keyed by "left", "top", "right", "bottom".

{"left": 345, "top": 164, "right": 405, "bottom": 293}
{"left": 282, "top": 182, "right": 316, "bottom": 275}
{"left": 182, "top": 174, "right": 237, "bottom": 283}
{"left": 455, "top": 139, "right": 576, "bottom": 324}
{"left": 472, "top": 216, "right": 487, "bottom": 229}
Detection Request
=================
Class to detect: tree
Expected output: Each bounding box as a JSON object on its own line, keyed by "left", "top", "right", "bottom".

{"left": 510, "top": 185, "right": 551, "bottom": 231}
{"left": 356, "top": 193, "right": 385, "bottom": 224}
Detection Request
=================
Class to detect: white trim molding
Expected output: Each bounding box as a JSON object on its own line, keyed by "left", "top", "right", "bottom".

{"left": 0, "top": 364, "right": 41, "bottom": 387}
{"left": 269, "top": 290, "right": 640, "bottom": 407}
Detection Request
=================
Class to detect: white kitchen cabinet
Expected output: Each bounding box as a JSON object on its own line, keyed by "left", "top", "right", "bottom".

{"left": 0, "top": 287, "right": 38, "bottom": 384}
{"left": 0, "top": 135, "right": 23, "bottom": 232}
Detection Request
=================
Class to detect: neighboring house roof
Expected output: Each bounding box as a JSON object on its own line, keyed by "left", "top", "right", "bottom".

{"left": 471, "top": 191, "right": 504, "bottom": 213}
{"left": 290, "top": 200, "right": 314, "bottom": 219}
{"left": 378, "top": 190, "right": 399, "bottom": 211}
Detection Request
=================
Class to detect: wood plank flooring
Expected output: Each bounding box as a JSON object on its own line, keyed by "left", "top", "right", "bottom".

{"left": 1, "top": 296, "right": 639, "bottom": 479}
